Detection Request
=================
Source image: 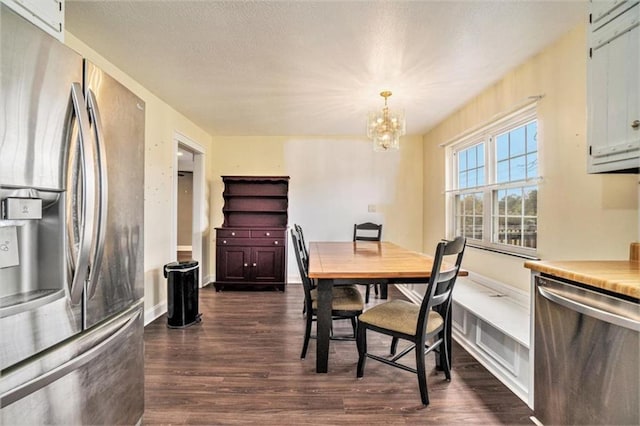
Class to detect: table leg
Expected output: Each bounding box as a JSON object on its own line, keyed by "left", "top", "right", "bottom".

{"left": 380, "top": 283, "right": 388, "bottom": 299}
{"left": 316, "top": 278, "right": 332, "bottom": 373}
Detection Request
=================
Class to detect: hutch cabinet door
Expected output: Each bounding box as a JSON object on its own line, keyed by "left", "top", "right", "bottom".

{"left": 251, "top": 247, "right": 284, "bottom": 282}
{"left": 216, "top": 246, "right": 251, "bottom": 281}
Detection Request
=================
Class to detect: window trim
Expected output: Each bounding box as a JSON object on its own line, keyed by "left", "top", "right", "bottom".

{"left": 446, "top": 103, "right": 539, "bottom": 258}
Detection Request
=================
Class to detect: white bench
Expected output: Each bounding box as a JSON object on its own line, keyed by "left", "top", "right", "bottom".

{"left": 451, "top": 275, "right": 530, "bottom": 404}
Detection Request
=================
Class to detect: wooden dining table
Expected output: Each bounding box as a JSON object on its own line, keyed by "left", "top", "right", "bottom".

{"left": 307, "top": 240, "right": 467, "bottom": 374}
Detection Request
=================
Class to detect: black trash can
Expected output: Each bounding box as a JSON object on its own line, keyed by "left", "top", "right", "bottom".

{"left": 164, "top": 260, "right": 202, "bottom": 328}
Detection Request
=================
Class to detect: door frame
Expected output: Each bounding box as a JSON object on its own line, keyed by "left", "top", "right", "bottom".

{"left": 172, "top": 131, "right": 206, "bottom": 287}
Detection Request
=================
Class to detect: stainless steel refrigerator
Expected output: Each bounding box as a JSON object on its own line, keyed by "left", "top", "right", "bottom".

{"left": 0, "top": 4, "right": 145, "bottom": 424}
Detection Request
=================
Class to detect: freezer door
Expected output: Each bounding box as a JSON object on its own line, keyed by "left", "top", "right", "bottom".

{"left": 0, "top": 4, "right": 83, "bottom": 190}
{"left": 83, "top": 62, "right": 145, "bottom": 328}
{"left": 0, "top": 287, "right": 82, "bottom": 371}
{"left": 0, "top": 305, "right": 144, "bottom": 425}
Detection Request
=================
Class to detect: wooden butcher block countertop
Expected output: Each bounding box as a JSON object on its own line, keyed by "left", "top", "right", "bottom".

{"left": 524, "top": 259, "right": 640, "bottom": 299}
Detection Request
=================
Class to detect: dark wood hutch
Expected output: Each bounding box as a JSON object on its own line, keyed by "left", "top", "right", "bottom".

{"left": 214, "top": 176, "right": 289, "bottom": 291}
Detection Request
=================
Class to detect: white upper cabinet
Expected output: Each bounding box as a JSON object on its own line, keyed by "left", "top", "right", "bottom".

{"left": 587, "top": 1, "right": 640, "bottom": 173}
{"left": 1, "top": 0, "right": 64, "bottom": 41}
{"left": 591, "top": 0, "right": 630, "bottom": 26}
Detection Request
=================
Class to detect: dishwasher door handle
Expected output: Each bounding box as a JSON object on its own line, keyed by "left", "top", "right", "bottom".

{"left": 538, "top": 285, "right": 640, "bottom": 332}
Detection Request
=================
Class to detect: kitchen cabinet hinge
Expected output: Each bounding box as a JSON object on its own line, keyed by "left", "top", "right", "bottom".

{"left": 589, "top": 48, "right": 592, "bottom": 58}
{"left": 589, "top": 146, "right": 592, "bottom": 155}
{"left": 589, "top": 13, "right": 592, "bottom": 24}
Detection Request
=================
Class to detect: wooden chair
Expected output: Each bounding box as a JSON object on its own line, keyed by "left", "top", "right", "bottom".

{"left": 353, "top": 222, "right": 383, "bottom": 242}
{"left": 356, "top": 237, "right": 466, "bottom": 406}
{"left": 292, "top": 225, "right": 313, "bottom": 315}
{"left": 294, "top": 223, "right": 309, "bottom": 263}
{"left": 291, "top": 229, "right": 364, "bottom": 359}
{"left": 353, "top": 222, "right": 383, "bottom": 302}
{"left": 294, "top": 224, "right": 359, "bottom": 313}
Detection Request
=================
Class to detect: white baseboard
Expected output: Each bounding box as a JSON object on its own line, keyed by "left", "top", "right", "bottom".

{"left": 144, "top": 301, "right": 167, "bottom": 326}
{"left": 203, "top": 274, "right": 215, "bottom": 287}
{"left": 288, "top": 275, "right": 301, "bottom": 284}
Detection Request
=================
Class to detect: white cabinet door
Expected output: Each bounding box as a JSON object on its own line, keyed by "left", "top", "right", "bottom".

{"left": 626, "top": 24, "right": 640, "bottom": 144}
{"left": 0, "top": 0, "right": 64, "bottom": 41}
{"left": 588, "top": 2, "right": 640, "bottom": 173}
{"left": 591, "top": 0, "right": 629, "bottom": 26}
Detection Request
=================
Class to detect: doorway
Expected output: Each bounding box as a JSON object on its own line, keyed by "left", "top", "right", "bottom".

{"left": 172, "top": 132, "right": 206, "bottom": 288}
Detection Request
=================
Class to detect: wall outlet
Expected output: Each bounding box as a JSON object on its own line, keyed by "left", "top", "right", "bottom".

{"left": 368, "top": 204, "right": 377, "bottom": 213}
{"left": 0, "top": 226, "right": 20, "bottom": 268}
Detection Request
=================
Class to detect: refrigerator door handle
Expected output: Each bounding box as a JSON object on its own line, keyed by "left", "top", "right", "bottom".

{"left": 86, "top": 89, "right": 108, "bottom": 300}
{"left": 68, "top": 82, "right": 98, "bottom": 305}
{"left": 0, "top": 307, "right": 141, "bottom": 407}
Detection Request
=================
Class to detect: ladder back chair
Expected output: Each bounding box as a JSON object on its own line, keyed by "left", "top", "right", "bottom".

{"left": 291, "top": 229, "right": 364, "bottom": 359}
{"left": 294, "top": 223, "right": 309, "bottom": 263}
{"left": 353, "top": 222, "right": 383, "bottom": 302}
{"left": 356, "top": 236, "right": 466, "bottom": 406}
{"left": 353, "top": 222, "right": 383, "bottom": 241}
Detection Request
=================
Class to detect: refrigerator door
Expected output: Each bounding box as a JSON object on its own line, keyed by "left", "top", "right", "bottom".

{"left": 0, "top": 304, "right": 145, "bottom": 425}
{"left": 1, "top": 4, "right": 85, "bottom": 370}
{"left": 0, "top": 4, "right": 82, "bottom": 191}
{"left": 83, "top": 62, "right": 145, "bottom": 328}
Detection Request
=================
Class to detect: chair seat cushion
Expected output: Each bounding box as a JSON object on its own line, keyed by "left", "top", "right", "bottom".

{"left": 310, "top": 285, "right": 358, "bottom": 301}
{"left": 359, "top": 300, "right": 443, "bottom": 336}
{"left": 311, "top": 287, "right": 363, "bottom": 312}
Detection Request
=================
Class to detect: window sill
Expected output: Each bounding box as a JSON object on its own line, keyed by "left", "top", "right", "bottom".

{"left": 467, "top": 243, "right": 540, "bottom": 260}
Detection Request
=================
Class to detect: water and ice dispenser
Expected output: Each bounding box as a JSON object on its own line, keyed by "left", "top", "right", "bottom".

{"left": 0, "top": 189, "right": 66, "bottom": 317}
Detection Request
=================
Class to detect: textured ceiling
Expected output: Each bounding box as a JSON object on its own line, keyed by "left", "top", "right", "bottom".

{"left": 65, "top": 1, "right": 586, "bottom": 137}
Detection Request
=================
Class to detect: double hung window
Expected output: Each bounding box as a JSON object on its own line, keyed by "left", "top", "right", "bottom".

{"left": 448, "top": 104, "right": 539, "bottom": 257}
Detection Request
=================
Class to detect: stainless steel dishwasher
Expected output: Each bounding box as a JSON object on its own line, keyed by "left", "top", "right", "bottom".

{"left": 534, "top": 275, "right": 639, "bottom": 425}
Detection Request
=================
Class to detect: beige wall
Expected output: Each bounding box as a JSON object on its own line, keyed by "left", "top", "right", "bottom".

{"left": 210, "top": 135, "right": 424, "bottom": 280}
{"left": 62, "top": 31, "right": 422, "bottom": 317}
{"left": 65, "top": 33, "right": 214, "bottom": 321}
{"left": 422, "top": 24, "right": 639, "bottom": 292}
{"left": 66, "top": 20, "right": 638, "bottom": 316}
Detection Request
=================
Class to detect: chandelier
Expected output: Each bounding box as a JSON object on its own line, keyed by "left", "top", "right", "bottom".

{"left": 367, "top": 91, "right": 405, "bottom": 151}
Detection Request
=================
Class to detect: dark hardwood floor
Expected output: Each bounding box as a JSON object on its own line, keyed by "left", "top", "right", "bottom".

{"left": 143, "top": 284, "right": 533, "bottom": 425}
